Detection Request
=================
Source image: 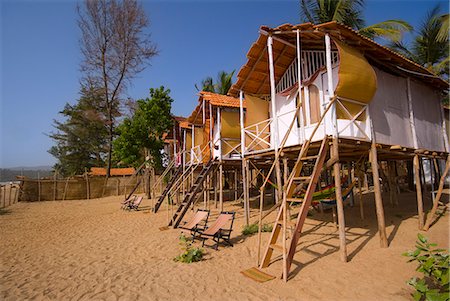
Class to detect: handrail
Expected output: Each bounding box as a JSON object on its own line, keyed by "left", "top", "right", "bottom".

{"left": 260, "top": 97, "right": 336, "bottom": 190}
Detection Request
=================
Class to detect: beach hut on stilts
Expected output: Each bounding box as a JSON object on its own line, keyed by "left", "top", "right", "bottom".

{"left": 153, "top": 91, "right": 250, "bottom": 227}
{"left": 230, "top": 22, "right": 449, "bottom": 282}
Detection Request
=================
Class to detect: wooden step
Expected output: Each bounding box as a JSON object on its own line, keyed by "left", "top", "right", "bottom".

{"left": 292, "top": 176, "right": 311, "bottom": 182}
{"left": 287, "top": 198, "right": 303, "bottom": 203}
{"left": 300, "top": 155, "right": 319, "bottom": 161}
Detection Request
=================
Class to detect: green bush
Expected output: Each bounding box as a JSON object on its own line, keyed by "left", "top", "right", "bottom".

{"left": 242, "top": 223, "right": 273, "bottom": 236}
{"left": 403, "top": 233, "right": 449, "bottom": 301}
{"left": 174, "top": 234, "right": 204, "bottom": 263}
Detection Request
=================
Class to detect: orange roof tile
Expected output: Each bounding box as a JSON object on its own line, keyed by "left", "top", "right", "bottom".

{"left": 199, "top": 91, "right": 246, "bottom": 109}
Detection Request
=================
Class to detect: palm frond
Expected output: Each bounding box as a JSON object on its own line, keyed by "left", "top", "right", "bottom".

{"left": 436, "top": 14, "right": 449, "bottom": 42}
{"left": 359, "top": 20, "right": 412, "bottom": 42}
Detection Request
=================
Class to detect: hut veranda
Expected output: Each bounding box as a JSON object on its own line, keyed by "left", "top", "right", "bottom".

{"left": 135, "top": 21, "right": 449, "bottom": 281}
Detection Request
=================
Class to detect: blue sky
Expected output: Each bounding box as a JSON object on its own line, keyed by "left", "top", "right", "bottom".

{"left": 0, "top": 0, "right": 448, "bottom": 168}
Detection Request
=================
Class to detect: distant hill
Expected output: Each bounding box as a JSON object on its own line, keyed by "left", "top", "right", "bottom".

{"left": 0, "top": 167, "right": 54, "bottom": 182}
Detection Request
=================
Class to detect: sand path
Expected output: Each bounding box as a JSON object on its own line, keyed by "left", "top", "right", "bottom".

{"left": 1, "top": 191, "right": 448, "bottom": 300}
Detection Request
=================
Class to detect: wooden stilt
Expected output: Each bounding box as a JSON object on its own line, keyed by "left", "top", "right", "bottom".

{"left": 219, "top": 163, "right": 223, "bottom": 211}
{"left": 423, "top": 155, "right": 450, "bottom": 231}
{"left": 247, "top": 161, "right": 252, "bottom": 216}
{"left": 332, "top": 138, "right": 347, "bottom": 262}
{"left": 257, "top": 188, "right": 264, "bottom": 266}
{"left": 413, "top": 155, "right": 424, "bottom": 230}
{"left": 357, "top": 165, "right": 364, "bottom": 220}
{"left": 419, "top": 157, "right": 427, "bottom": 196}
{"left": 214, "top": 170, "right": 218, "bottom": 208}
{"left": 388, "top": 161, "right": 399, "bottom": 207}
{"left": 369, "top": 142, "right": 388, "bottom": 248}
{"left": 234, "top": 170, "right": 238, "bottom": 201}
{"left": 243, "top": 159, "right": 250, "bottom": 225}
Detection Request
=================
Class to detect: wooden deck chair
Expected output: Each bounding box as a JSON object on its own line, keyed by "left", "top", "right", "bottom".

{"left": 121, "top": 195, "right": 136, "bottom": 210}
{"left": 199, "top": 211, "right": 235, "bottom": 250}
{"left": 127, "top": 196, "right": 143, "bottom": 211}
{"left": 179, "top": 209, "right": 210, "bottom": 240}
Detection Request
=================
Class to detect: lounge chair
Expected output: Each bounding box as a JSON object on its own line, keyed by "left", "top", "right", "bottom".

{"left": 179, "top": 209, "right": 210, "bottom": 240}
{"left": 126, "top": 196, "right": 143, "bottom": 211}
{"left": 121, "top": 195, "right": 136, "bottom": 210}
{"left": 198, "top": 211, "right": 235, "bottom": 250}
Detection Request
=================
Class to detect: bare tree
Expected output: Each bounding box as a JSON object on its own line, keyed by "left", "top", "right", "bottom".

{"left": 78, "top": 0, "right": 158, "bottom": 176}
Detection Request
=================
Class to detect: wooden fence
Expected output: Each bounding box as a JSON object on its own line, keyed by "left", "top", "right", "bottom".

{"left": 1, "top": 183, "right": 20, "bottom": 208}
{"left": 17, "top": 175, "right": 159, "bottom": 202}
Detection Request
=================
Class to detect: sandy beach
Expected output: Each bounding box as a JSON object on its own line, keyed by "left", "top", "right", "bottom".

{"left": 1, "top": 191, "right": 448, "bottom": 301}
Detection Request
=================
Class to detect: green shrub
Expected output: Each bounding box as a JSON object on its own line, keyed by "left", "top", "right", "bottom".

{"left": 403, "top": 233, "right": 449, "bottom": 301}
{"left": 174, "top": 234, "right": 204, "bottom": 263}
{"left": 242, "top": 223, "right": 273, "bottom": 236}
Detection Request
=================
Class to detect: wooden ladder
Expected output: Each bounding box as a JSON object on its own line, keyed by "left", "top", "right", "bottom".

{"left": 169, "top": 159, "right": 218, "bottom": 228}
{"left": 153, "top": 165, "right": 183, "bottom": 213}
{"left": 259, "top": 138, "right": 329, "bottom": 280}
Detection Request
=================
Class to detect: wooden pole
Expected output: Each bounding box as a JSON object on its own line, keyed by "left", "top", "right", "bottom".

{"left": 219, "top": 163, "right": 224, "bottom": 212}
{"left": 2, "top": 185, "right": 5, "bottom": 207}
{"left": 53, "top": 171, "right": 57, "bottom": 201}
{"left": 423, "top": 155, "right": 450, "bottom": 231}
{"left": 234, "top": 170, "right": 238, "bottom": 201}
{"left": 370, "top": 142, "right": 388, "bottom": 248}
{"left": 357, "top": 165, "right": 364, "bottom": 220}
{"left": 419, "top": 157, "right": 427, "bottom": 196}
{"left": 8, "top": 183, "right": 12, "bottom": 206}
{"left": 332, "top": 138, "right": 348, "bottom": 262}
{"left": 388, "top": 161, "right": 399, "bottom": 207}
{"left": 413, "top": 155, "right": 424, "bottom": 229}
{"left": 257, "top": 187, "right": 264, "bottom": 266}
{"left": 13, "top": 185, "right": 18, "bottom": 204}
{"left": 37, "top": 172, "right": 41, "bottom": 202}
{"left": 243, "top": 159, "right": 249, "bottom": 225}
{"left": 62, "top": 177, "right": 70, "bottom": 201}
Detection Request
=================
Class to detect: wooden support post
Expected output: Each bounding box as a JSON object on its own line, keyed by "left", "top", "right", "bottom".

{"left": 9, "top": 184, "right": 12, "bottom": 206}
{"left": 423, "top": 155, "right": 450, "bottom": 231}
{"left": 413, "top": 155, "right": 424, "bottom": 229}
{"left": 234, "top": 170, "right": 238, "bottom": 201}
{"left": 246, "top": 160, "right": 251, "bottom": 222}
{"left": 53, "top": 171, "right": 57, "bottom": 201}
{"left": 370, "top": 142, "right": 389, "bottom": 248}
{"left": 243, "top": 159, "right": 249, "bottom": 225}
{"left": 388, "top": 161, "right": 399, "bottom": 207}
{"left": 213, "top": 170, "right": 218, "bottom": 208}
{"left": 332, "top": 138, "right": 347, "bottom": 262}
{"left": 85, "top": 170, "right": 90, "bottom": 200}
{"left": 357, "top": 165, "right": 364, "bottom": 220}
{"left": 257, "top": 187, "right": 264, "bottom": 266}
{"left": 219, "top": 163, "right": 224, "bottom": 211}
{"left": 13, "top": 186, "right": 18, "bottom": 204}
{"left": 2, "top": 185, "right": 5, "bottom": 207}
{"left": 37, "top": 173, "right": 41, "bottom": 202}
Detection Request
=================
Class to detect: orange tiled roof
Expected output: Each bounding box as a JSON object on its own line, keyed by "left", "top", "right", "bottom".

{"left": 179, "top": 120, "right": 191, "bottom": 129}
{"left": 199, "top": 91, "right": 246, "bottom": 108}
{"left": 90, "top": 167, "right": 135, "bottom": 176}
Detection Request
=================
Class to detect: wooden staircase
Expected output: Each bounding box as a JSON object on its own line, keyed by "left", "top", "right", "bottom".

{"left": 153, "top": 165, "right": 183, "bottom": 213}
{"left": 259, "top": 138, "right": 329, "bottom": 280}
{"left": 169, "top": 159, "right": 219, "bottom": 228}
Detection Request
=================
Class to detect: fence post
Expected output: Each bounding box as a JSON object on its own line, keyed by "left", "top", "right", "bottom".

{"left": 14, "top": 185, "right": 18, "bottom": 204}
{"left": 1, "top": 185, "right": 4, "bottom": 207}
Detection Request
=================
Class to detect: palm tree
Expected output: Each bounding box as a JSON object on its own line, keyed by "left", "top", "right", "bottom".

{"left": 390, "top": 5, "right": 449, "bottom": 77}
{"left": 195, "top": 70, "right": 235, "bottom": 95}
{"left": 300, "top": 0, "right": 412, "bottom": 42}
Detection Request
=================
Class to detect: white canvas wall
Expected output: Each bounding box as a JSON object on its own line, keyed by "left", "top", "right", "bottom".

{"left": 410, "top": 80, "right": 446, "bottom": 152}
{"left": 369, "top": 68, "right": 415, "bottom": 148}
